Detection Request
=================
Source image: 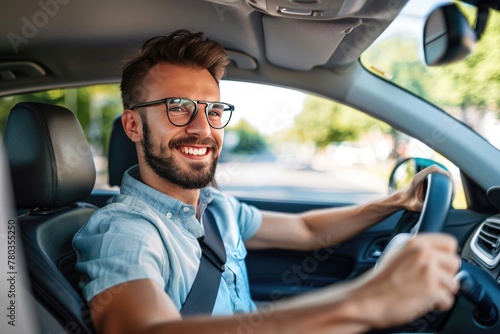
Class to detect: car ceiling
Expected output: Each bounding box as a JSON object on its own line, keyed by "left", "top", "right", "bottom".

{"left": 0, "top": 0, "right": 408, "bottom": 96}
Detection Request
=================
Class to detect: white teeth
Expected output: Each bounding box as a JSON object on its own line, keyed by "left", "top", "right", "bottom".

{"left": 180, "top": 147, "right": 207, "bottom": 156}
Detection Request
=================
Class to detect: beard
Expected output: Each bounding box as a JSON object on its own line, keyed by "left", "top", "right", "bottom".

{"left": 141, "top": 121, "right": 219, "bottom": 189}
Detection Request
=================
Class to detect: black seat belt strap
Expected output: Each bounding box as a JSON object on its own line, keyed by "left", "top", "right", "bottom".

{"left": 180, "top": 209, "right": 226, "bottom": 317}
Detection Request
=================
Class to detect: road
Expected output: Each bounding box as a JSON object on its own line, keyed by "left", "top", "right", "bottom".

{"left": 216, "top": 161, "right": 391, "bottom": 204}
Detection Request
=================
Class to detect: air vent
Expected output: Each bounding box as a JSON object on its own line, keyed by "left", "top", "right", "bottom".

{"left": 470, "top": 216, "right": 500, "bottom": 268}
{"left": 478, "top": 221, "right": 500, "bottom": 256}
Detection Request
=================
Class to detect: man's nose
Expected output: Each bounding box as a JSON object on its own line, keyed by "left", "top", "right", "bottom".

{"left": 185, "top": 106, "right": 211, "bottom": 138}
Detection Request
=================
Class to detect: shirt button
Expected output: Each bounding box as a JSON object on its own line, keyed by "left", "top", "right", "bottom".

{"left": 166, "top": 213, "right": 172, "bottom": 219}
{"left": 183, "top": 207, "right": 189, "bottom": 213}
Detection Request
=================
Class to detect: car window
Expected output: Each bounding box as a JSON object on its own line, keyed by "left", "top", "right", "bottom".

{"left": 0, "top": 85, "right": 122, "bottom": 188}
{"left": 0, "top": 81, "right": 465, "bottom": 208}
{"left": 361, "top": 0, "right": 500, "bottom": 150}
{"left": 218, "top": 82, "right": 466, "bottom": 208}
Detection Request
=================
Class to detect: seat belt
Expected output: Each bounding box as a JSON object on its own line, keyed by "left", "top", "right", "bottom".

{"left": 180, "top": 209, "right": 226, "bottom": 317}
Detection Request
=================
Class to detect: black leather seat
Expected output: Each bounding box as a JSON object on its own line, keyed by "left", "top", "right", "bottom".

{"left": 108, "top": 115, "right": 137, "bottom": 187}
{"left": 3, "top": 102, "right": 97, "bottom": 333}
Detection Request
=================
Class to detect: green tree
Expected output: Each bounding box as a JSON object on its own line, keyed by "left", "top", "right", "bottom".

{"left": 432, "top": 10, "right": 500, "bottom": 111}
{"left": 0, "top": 85, "right": 123, "bottom": 155}
{"left": 363, "top": 38, "right": 432, "bottom": 100}
{"left": 362, "top": 9, "right": 500, "bottom": 117}
{"left": 226, "top": 119, "right": 268, "bottom": 154}
{"left": 283, "top": 96, "right": 390, "bottom": 149}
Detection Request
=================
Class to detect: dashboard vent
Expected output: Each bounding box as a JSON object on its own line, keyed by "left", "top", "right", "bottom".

{"left": 470, "top": 216, "right": 500, "bottom": 268}
{"left": 477, "top": 221, "right": 500, "bottom": 256}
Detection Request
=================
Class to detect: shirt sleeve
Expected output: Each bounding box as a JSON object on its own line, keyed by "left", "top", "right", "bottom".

{"left": 72, "top": 203, "right": 166, "bottom": 302}
{"left": 225, "top": 195, "right": 262, "bottom": 242}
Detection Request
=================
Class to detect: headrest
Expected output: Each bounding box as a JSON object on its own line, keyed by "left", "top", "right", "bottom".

{"left": 3, "top": 102, "right": 96, "bottom": 208}
{"left": 108, "top": 115, "right": 138, "bottom": 187}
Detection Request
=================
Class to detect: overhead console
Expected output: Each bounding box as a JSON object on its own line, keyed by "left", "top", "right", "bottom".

{"left": 246, "top": 0, "right": 387, "bottom": 20}
{"left": 228, "top": 0, "right": 409, "bottom": 70}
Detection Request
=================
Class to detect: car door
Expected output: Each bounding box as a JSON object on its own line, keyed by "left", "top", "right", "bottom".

{"left": 215, "top": 82, "right": 490, "bottom": 302}
{"left": 242, "top": 198, "right": 489, "bottom": 302}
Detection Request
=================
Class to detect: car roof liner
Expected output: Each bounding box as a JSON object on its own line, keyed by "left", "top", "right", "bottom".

{"left": 0, "top": 0, "right": 408, "bottom": 93}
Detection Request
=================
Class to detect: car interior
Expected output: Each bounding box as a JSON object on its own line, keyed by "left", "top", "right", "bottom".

{"left": 3, "top": 102, "right": 96, "bottom": 333}
{"left": 1, "top": 0, "right": 500, "bottom": 333}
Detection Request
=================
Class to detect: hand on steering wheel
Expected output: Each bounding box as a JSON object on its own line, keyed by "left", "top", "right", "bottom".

{"left": 377, "top": 172, "right": 454, "bottom": 266}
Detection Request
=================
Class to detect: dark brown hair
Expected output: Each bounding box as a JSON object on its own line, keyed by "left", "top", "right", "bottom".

{"left": 120, "top": 29, "right": 230, "bottom": 109}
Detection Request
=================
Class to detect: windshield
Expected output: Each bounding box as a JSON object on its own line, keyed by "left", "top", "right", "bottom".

{"left": 361, "top": 0, "right": 500, "bottom": 149}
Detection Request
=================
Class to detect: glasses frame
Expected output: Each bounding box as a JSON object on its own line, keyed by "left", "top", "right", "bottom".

{"left": 130, "top": 97, "right": 234, "bottom": 129}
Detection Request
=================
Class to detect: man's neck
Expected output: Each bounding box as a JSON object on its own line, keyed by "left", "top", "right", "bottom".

{"left": 139, "top": 165, "right": 200, "bottom": 207}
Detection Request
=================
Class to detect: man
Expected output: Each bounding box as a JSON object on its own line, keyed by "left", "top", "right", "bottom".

{"left": 73, "top": 30, "right": 460, "bottom": 334}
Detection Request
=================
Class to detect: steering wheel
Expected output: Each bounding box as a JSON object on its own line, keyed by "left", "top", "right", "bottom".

{"left": 407, "top": 172, "right": 453, "bottom": 232}
{"left": 377, "top": 172, "right": 454, "bottom": 266}
{"left": 368, "top": 172, "right": 458, "bottom": 333}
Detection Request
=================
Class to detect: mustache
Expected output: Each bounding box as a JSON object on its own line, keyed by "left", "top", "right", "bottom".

{"left": 168, "top": 136, "right": 219, "bottom": 151}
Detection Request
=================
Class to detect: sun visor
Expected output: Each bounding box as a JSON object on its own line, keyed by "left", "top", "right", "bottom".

{"left": 262, "top": 16, "right": 361, "bottom": 70}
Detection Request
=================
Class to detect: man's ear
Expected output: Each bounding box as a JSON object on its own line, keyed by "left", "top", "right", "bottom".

{"left": 122, "top": 109, "right": 143, "bottom": 143}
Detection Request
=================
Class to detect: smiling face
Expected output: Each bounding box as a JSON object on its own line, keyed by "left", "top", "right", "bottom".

{"left": 134, "top": 62, "right": 224, "bottom": 190}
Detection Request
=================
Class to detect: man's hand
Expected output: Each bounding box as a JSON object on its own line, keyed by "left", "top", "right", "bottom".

{"left": 397, "top": 165, "right": 453, "bottom": 212}
{"left": 352, "top": 233, "right": 460, "bottom": 329}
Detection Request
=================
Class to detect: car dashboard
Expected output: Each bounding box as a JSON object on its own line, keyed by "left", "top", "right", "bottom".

{"left": 462, "top": 214, "right": 500, "bottom": 281}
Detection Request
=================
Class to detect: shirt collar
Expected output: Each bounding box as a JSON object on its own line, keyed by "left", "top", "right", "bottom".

{"left": 120, "top": 165, "right": 214, "bottom": 217}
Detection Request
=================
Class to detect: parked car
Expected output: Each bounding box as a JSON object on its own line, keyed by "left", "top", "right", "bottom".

{"left": 1, "top": 0, "right": 500, "bottom": 333}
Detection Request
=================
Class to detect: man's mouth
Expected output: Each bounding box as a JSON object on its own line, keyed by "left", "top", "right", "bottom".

{"left": 177, "top": 146, "right": 209, "bottom": 156}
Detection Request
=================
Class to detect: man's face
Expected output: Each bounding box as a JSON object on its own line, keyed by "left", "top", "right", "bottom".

{"left": 138, "top": 63, "right": 224, "bottom": 189}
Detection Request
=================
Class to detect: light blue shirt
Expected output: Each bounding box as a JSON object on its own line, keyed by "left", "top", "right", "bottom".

{"left": 73, "top": 165, "right": 262, "bottom": 315}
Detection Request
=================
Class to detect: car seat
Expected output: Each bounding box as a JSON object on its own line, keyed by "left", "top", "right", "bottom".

{"left": 3, "top": 102, "right": 97, "bottom": 333}
{"left": 108, "top": 115, "right": 137, "bottom": 187}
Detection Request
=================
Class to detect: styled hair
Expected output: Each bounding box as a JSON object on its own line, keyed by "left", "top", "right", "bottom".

{"left": 120, "top": 29, "right": 230, "bottom": 109}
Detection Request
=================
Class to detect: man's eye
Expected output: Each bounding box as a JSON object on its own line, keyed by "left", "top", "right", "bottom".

{"left": 208, "top": 110, "right": 222, "bottom": 118}
{"left": 169, "top": 106, "right": 189, "bottom": 113}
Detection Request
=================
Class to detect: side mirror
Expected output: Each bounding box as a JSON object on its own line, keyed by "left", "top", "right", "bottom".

{"left": 423, "top": 3, "right": 477, "bottom": 66}
{"left": 388, "top": 157, "right": 448, "bottom": 193}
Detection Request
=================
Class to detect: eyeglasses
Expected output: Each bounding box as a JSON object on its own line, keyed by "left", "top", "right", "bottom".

{"left": 130, "top": 97, "right": 234, "bottom": 129}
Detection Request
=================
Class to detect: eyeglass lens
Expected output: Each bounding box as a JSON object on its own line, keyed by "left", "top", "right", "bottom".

{"left": 167, "top": 98, "right": 232, "bottom": 128}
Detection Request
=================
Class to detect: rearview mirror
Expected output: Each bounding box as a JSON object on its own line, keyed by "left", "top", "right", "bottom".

{"left": 423, "top": 3, "right": 476, "bottom": 66}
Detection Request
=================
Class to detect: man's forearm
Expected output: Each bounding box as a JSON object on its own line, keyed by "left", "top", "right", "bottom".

{"left": 299, "top": 191, "right": 405, "bottom": 248}
{"left": 92, "top": 235, "right": 459, "bottom": 334}
{"left": 144, "top": 284, "right": 371, "bottom": 334}
{"left": 248, "top": 192, "right": 406, "bottom": 251}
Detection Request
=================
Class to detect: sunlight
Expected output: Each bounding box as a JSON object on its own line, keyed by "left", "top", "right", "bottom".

{"left": 220, "top": 81, "right": 307, "bottom": 135}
